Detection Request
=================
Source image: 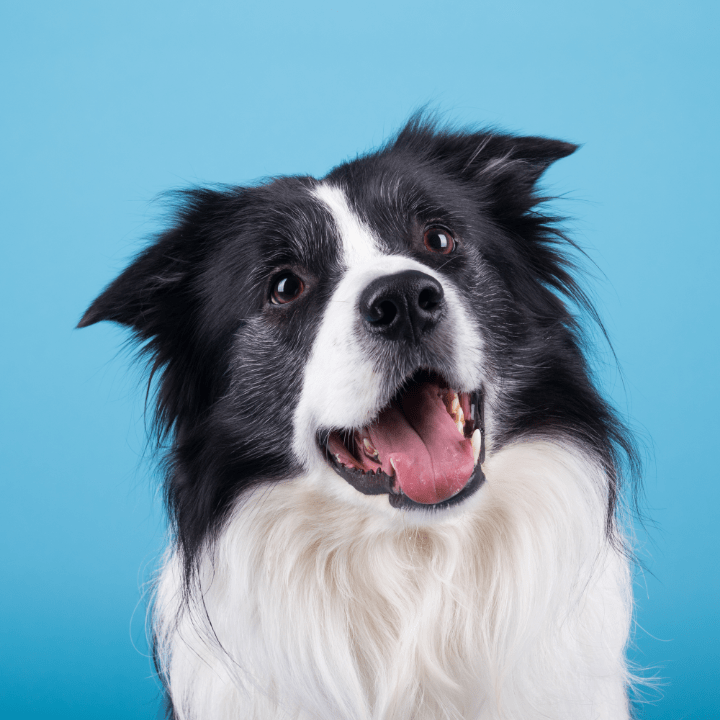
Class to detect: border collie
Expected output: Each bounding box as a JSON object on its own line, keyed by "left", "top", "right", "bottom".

{"left": 80, "top": 116, "right": 637, "bottom": 719}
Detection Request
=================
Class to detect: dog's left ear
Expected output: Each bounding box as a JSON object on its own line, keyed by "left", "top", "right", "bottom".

{"left": 394, "top": 118, "right": 577, "bottom": 222}
{"left": 466, "top": 133, "right": 577, "bottom": 225}
{"left": 464, "top": 133, "right": 577, "bottom": 185}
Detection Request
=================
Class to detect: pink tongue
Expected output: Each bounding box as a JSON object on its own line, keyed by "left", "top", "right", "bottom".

{"left": 366, "top": 383, "right": 475, "bottom": 504}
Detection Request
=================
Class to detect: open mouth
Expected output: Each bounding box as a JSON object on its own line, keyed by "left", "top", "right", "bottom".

{"left": 320, "top": 371, "right": 485, "bottom": 510}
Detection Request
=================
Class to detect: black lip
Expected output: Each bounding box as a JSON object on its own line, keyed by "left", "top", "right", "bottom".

{"left": 320, "top": 385, "right": 485, "bottom": 510}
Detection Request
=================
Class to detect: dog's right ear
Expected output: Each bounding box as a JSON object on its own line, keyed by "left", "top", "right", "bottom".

{"left": 78, "top": 188, "right": 243, "bottom": 438}
{"left": 77, "top": 188, "right": 224, "bottom": 337}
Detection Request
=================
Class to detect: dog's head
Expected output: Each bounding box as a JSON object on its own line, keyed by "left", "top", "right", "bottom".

{"left": 80, "top": 117, "right": 628, "bottom": 560}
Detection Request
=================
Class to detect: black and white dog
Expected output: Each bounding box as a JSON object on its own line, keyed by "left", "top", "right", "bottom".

{"left": 80, "top": 117, "right": 637, "bottom": 719}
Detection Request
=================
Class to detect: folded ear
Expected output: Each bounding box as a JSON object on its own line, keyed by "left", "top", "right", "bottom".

{"left": 77, "top": 188, "right": 223, "bottom": 335}
{"left": 392, "top": 115, "right": 577, "bottom": 221}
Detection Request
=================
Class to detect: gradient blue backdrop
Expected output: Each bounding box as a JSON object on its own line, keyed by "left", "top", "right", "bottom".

{"left": 2, "top": 1, "right": 718, "bottom": 718}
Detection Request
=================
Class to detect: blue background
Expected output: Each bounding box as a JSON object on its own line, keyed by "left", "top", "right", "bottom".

{"left": 1, "top": 1, "right": 718, "bottom": 718}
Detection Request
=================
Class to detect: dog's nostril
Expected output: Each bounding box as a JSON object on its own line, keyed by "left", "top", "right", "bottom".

{"left": 418, "top": 287, "right": 440, "bottom": 311}
{"left": 367, "top": 300, "right": 398, "bottom": 326}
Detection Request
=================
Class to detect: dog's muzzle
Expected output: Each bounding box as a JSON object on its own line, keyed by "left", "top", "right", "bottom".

{"left": 319, "top": 269, "right": 486, "bottom": 511}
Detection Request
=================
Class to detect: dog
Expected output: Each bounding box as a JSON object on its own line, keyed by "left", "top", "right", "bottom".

{"left": 79, "top": 116, "right": 638, "bottom": 719}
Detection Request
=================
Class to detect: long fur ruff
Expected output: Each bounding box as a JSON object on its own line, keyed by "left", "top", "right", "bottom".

{"left": 155, "top": 442, "right": 631, "bottom": 720}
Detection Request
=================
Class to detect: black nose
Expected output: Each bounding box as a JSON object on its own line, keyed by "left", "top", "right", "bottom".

{"left": 359, "top": 270, "right": 445, "bottom": 341}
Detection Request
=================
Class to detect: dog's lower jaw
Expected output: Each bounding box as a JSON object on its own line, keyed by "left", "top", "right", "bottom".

{"left": 154, "top": 441, "right": 632, "bottom": 720}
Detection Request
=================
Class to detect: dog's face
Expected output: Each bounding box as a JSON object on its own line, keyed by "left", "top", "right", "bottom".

{"left": 292, "top": 181, "right": 488, "bottom": 512}
{"left": 80, "top": 120, "right": 620, "bottom": 558}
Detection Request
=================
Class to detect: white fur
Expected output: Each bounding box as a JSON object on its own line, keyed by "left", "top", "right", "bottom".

{"left": 155, "top": 443, "right": 632, "bottom": 720}
{"left": 153, "top": 184, "right": 633, "bottom": 718}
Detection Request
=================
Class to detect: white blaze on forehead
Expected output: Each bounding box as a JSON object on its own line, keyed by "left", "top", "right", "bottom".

{"left": 312, "top": 183, "right": 383, "bottom": 266}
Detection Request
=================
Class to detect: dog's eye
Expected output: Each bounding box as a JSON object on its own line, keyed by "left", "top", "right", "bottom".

{"left": 270, "top": 273, "right": 305, "bottom": 305}
{"left": 423, "top": 227, "right": 455, "bottom": 255}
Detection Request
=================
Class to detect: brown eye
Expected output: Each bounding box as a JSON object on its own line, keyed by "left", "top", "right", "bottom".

{"left": 423, "top": 227, "right": 455, "bottom": 254}
{"left": 271, "top": 273, "right": 305, "bottom": 304}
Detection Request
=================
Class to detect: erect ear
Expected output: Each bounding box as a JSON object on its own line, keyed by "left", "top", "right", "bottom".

{"left": 79, "top": 188, "right": 239, "bottom": 438}
{"left": 392, "top": 115, "right": 577, "bottom": 212}
{"left": 77, "top": 188, "right": 223, "bottom": 336}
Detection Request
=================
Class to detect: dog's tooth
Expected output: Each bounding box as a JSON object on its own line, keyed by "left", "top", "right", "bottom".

{"left": 471, "top": 429, "right": 481, "bottom": 466}
{"left": 451, "top": 394, "right": 460, "bottom": 413}
{"left": 363, "top": 438, "right": 378, "bottom": 458}
{"left": 455, "top": 406, "right": 465, "bottom": 435}
{"left": 389, "top": 458, "right": 397, "bottom": 477}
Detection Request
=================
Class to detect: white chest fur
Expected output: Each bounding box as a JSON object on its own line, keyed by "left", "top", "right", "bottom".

{"left": 154, "top": 441, "right": 632, "bottom": 720}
